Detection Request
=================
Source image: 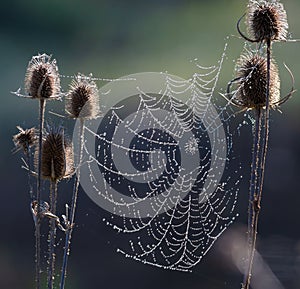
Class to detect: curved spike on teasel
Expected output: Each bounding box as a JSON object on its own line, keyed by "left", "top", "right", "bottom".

{"left": 24, "top": 53, "right": 61, "bottom": 100}
{"left": 237, "top": 14, "right": 258, "bottom": 43}
{"left": 273, "top": 62, "right": 296, "bottom": 107}
{"left": 237, "top": 0, "right": 289, "bottom": 43}
{"left": 65, "top": 73, "right": 100, "bottom": 119}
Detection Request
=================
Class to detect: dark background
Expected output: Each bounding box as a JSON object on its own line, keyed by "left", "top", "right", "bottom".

{"left": 1, "top": 0, "right": 300, "bottom": 288}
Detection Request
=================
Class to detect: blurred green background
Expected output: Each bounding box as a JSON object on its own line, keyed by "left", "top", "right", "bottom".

{"left": 1, "top": 0, "right": 300, "bottom": 288}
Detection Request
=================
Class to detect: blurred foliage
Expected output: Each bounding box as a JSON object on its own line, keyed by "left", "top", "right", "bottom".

{"left": 1, "top": 1, "right": 300, "bottom": 122}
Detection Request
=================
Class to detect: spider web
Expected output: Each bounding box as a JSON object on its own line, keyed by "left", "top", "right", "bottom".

{"left": 77, "top": 51, "right": 241, "bottom": 272}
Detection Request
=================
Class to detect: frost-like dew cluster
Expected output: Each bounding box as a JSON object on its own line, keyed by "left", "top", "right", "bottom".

{"left": 76, "top": 54, "right": 240, "bottom": 271}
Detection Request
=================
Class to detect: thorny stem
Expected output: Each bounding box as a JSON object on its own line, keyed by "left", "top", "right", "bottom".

{"left": 243, "top": 39, "right": 272, "bottom": 289}
{"left": 243, "top": 108, "right": 263, "bottom": 288}
{"left": 257, "top": 39, "right": 272, "bottom": 214}
{"left": 36, "top": 98, "right": 45, "bottom": 289}
{"left": 248, "top": 108, "right": 262, "bottom": 238}
{"left": 48, "top": 180, "right": 58, "bottom": 289}
{"left": 60, "top": 118, "right": 84, "bottom": 289}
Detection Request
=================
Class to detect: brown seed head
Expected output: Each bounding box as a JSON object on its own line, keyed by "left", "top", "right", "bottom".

{"left": 13, "top": 126, "right": 37, "bottom": 153}
{"left": 36, "top": 127, "right": 74, "bottom": 181}
{"left": 66, "top": 73, "right": 100, "bottom": 119}
{"left": 25, "top": 53, "right": 60, "bottom": 99}
{"left": 248, "top": 0, "right": 288, "bottom": 42}
{"left": 235, "top": 53, "right": 280, "bottom": 109}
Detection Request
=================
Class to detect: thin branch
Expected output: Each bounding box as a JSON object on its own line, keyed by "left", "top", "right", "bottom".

{"left": 47, "top": 180, "right": 58, "bottom": 289}
{"left": 24, "top": 149, "right": 35, "bottom": 202}
{"left": 36, "top": 98, "right": 46, "bottom": 289}
{"left": 255, "top": 38, "right": 272, "bottom": 225}
{"left": 243, "top": 108, "right": 263, "bottom": 288}
{"left": 60, "top": 118, "right": 85, "bottom": 289}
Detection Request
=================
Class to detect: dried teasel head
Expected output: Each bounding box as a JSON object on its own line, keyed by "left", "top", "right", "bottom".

{"left": 65, "top": 73, "right": 100, "bottom": 119}
{"left": 247, "top": 0, "right": 288, "bottom": 42}
{"left": 24, "top": 53, "right": 61, "bottom": 100}
{"left": 233, "top": 52, "right": 280, "bottom": 110}
{"left": 13, "top": 126, "right": 37, "bottom": 154}
{"left": 35, "top": 126, "right": 74, "bottom": 182}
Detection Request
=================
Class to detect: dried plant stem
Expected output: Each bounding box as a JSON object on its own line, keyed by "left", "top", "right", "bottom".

{"left": 60, "top": 118, "right": 84, "bottom": 289}
{"left": 48, "top": 180, "right": 58, "bottom": 289}
{"left": 36, "top": 98, "right": 46, "bottom": 289}
{"left": 243, "top": 39, "right": 272, "bottom": 289}
{"left": 25, "top": 150, "right": 34, "bottom": 202}
{"left": 243, "top": 108, "right": 263, "bottom": 288}
{"left": 257, "top": 39, "right": 272, "bottom": 211}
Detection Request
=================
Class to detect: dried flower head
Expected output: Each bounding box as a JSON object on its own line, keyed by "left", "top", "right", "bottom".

{"left": 233, "top": 53, "right": 280, "bottom": 109}
{"left": 24, "top": 53, "right": 60, "bottom": 99}
{"left": 13, "top": 126, "right": 37, "bottom": 153}
{"left": 65, "top": 73, "right": 100, "bottom": 119}
{"left": 36, "top": 127, "right": 74, "bottom": 181}
{"left": 247, "top": 0, "right": 288, "bottom": 42}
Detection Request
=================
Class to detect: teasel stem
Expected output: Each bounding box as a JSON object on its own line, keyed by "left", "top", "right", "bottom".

{"left": 257, "top": 38, "right": 272, "bottom": 211}
{"left": 47, "top": 180, "right": 58, "bottom": 289}
{"left": 36, "top": 98, "right": 46, "bottom": 289}
{"left": 243, "top": 39, "right": 272, "bottom": 289}
{"left": 243, "top": 108, "right": 263, "bottom": 288}
{"left": 60, "top": 118, "right": 84, "bottom": 289}
{"left": 24, "top": 148, "right": 35, "bottom": 202}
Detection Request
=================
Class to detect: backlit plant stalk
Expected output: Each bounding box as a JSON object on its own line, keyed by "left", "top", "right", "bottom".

{"left": 235, "top": 1, "right": 293, "bottom": 288}
{"left": 38, "top": 127, "right": 74, "bottom": 289}
{"left": 24, "top": 54, "right": 61, "bottom": 289}
{"left": 229, "top": 52, "right": 281, "bottom": 288}
{"left": 60, "top": 73, "right": 100, "bottom": 289}
{"left": 228, "top": 51, "right": 293, "bottom": 289}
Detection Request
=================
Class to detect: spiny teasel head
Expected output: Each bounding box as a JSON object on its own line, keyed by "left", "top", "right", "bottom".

{"left": 247, "top": 0, "right": 288, "bottom": 42}
{"left": 36, "top": 126, "right": 74, "bottom": 181}
{"left": 13, "top": 126, "right": 37, "bottom": 154}
{"left": 65, "top": 73, "right": 100, "bottom": 119}
{"left": 235, "top": 52, "right": 280, "bottom": 109}
{"left": 24, "top": 53, "right": 61, "bottom": 100}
